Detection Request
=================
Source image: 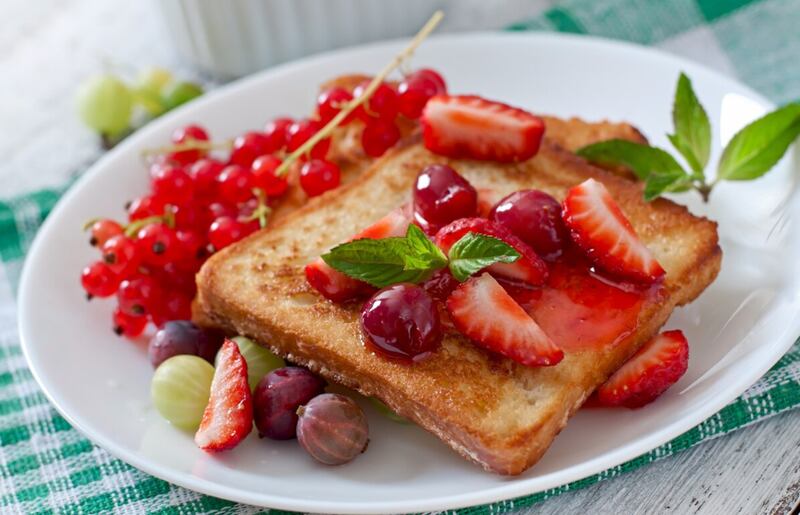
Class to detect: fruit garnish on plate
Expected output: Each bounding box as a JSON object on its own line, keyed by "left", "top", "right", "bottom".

{"left": 195, "top": 340, "right": 253, "bottom": 452}
{"left": 562, "top": 178, "right": 665, "bottom": 283}
{"left": 594, "top": 330, "right": 689, "bottom": 408}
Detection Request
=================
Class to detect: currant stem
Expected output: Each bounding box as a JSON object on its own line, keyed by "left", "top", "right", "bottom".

{"left": 242, "top": 188, "right": 272, "bottom": 228}
{"left": 141, "top": 139, "right": 233, "bottom": 158}
{"left": 274, "top": 9, "right": 445, "bottom": 177}
{"left": 123, "top": 207, "right": 176, "bottom": 237}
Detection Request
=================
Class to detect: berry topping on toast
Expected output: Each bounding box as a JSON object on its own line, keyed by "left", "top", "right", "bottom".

{"left": 305, "top": 206, "right": 412, "bottom": 302}
{"left": 595, "top": 330, "right": 689, "bottom": 408}
{"left": 195, "top": 340, "right": 253, "bottom": 451}
{"left": 446, "top": 273, "right": 563, "bottom": 366}
{"left": 421, "top": 95, "right": 545, "bottom": 162}
{"left": 562, "top": 178, "right": 665, "bottom": 283}
{"left": 435, "top": 218, "right": 548, "bottom": 286}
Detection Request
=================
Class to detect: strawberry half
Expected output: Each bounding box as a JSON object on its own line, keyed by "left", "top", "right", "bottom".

{"left": 447, "top": 273, "right": 563, "bottom": 366}
{"left": 421, "top": 95, "right": 545, "bottom": 163}
{"left": 195, "top": 339, "right": 253, "bottom": 451}
{"left": 595, "top": 330, "right": 689, "bottom": 408}
{"left": 435, "top": 217, "right": 548, "bottom": 286}
{"left": 305, "top": 206, "right": 412, "bottom": 302}
{"left": 562, "top": 178, "right": 665, "bottom": 283}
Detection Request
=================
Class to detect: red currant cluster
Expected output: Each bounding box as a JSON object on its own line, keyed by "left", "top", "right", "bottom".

{"left": 316, "top": 69, "right": 447, "bottom": 158}
{"left": 80, "top": 68, "right": 446, "bottom": 339}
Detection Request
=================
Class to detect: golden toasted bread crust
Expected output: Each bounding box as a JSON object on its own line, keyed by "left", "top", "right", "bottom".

{"left": 194, "top": 139, "right": 720, "bottom": 475}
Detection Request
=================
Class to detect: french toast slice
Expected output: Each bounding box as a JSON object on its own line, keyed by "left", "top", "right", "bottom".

{"left": 194, "top": 139, "right": 720, "bottom": 475}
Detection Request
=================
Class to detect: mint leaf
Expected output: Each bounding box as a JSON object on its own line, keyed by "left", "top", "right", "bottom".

{"left": 668, "top": 73, "right": 711, "bottom": 173}
{"left": 644, "top": 171, "right": 692, "bottom": 201}
{"left": 447, "top": 232, "right": 520, "bottom": 282}
{"left": 717, "top": 103, "right": 800, "bottom": 181}
{"left": 576, "top": 139, "right": 688, "bottom": 181}
{"left": 321, "top": 224, "right": 447, "bottom": 287}
{"left": 403, "top": 223, "right": 447, "bottom": 271}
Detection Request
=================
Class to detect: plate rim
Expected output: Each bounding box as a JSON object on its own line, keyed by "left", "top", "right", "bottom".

{"left": 17, "top": 30, "right": 798, "bottom": 513}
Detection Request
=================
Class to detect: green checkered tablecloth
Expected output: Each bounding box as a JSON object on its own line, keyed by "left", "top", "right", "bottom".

{"left": 3, "top": 0, "right": 800, "bottom": 513}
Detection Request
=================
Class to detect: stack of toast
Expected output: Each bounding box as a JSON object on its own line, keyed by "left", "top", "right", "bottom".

{"left": 192, "top": 77, "right": 721, "bottom": 475}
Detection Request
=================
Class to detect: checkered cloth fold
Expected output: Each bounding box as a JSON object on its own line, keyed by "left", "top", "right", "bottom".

{"left": 2, "top": 0, "right": 800, "bottom": 512}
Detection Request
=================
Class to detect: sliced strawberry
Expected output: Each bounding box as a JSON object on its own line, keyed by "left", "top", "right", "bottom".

{"left": 562, "top": 178, "right": 665, "bottom": 283}
{"left": 595, "top": 330, "right": 689, "bottom": 408}
{"left": 305, "top": 206, "right": 412, "bottom": 302}
{"left": 421, "top": 95, "right": 545, "bottom": 163}
{"left": 435, "top": 217, "right": 548, "bottom": 286}
{"left": 195, "top": 339, "right": 253, "bottom": 451}
{"left": 447, "top": 273, "right": 563, "bottom": 366}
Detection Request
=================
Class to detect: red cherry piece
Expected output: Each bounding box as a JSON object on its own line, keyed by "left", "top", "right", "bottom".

{"left": 299, "top": 160, "right": 340, "bottom": 197}
{"left": 353, "top": 81, "right": 398, "bottom": 121}
{"left": 189, "top": 158, "right": 224, "bottom": 199}
{"left": 216, "top": 165, "right": 254, "bottom": 204}
{"left": 169, "top": 124, "right": 209, "bottom": 165}
{"left": 412, "top": 164, "right": 478, "bottom": 231}
{"left": 88, "top": 219, "right": 123, "bottom": 247}
{"left": 136, "top": 223, "right": 178, "bottom": 267}
{"left": 263, "top": 117, "right": 293, "bottom": 151}
{"left": 113, "top": 308, "right": 148, "bottom": 338}
{"left": 490, "top": 189, "right": 568, "bottom": 260}
{"left": 360, "top": 283, "right": 442, "bottom": 363}
{"left": 251, "top": 155, "right": 288, "bottom": 197}
{"left": 286, "top": 119, "right": 330, "bottom": 160}
{"left": 230, "top": 132, "right": 271, "bottom": 168}
{"left": 361, "top": 118, "right": 401, "bottom": 157}
{"left": 317, "top": 87, "right": 354, "bottom": 124}
{"left": 81, "top": 261, "right": 120, "bottom": 299}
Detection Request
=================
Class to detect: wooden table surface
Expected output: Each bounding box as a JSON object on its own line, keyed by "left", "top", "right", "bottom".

{"left": 3, "top": 1, "right": 799, "bottom": 513}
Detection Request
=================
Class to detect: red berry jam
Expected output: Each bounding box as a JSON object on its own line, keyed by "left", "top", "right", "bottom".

{"left": 413, "top": 164, "right": 477, "bottom": 232}
{"left": 360, "top": 283, "right": 442, "bottom": 363}
{"left": 509, "top": 248, "right": 666, "bottom": 353}
{"left": 490, "top": 189, "right": 568, "bottom": 260}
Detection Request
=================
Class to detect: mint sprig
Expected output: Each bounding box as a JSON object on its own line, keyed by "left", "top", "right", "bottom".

{"left": 321, "top": 225, "right": 519, "bottom": 287}
{"left": 576, "top": 72, "right": 800, "bottom": 202}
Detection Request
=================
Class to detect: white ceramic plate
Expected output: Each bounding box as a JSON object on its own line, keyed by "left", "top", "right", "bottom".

{"left": 18, "top": 33, "right": 800, "bottom": 513}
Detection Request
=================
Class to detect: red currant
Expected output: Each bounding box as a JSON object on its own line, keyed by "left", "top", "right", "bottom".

{"left": 175, "top": 229, "right": 207, "bottom": 264}
{"left": 136, "top": 223, "right": 178, "bottom": 267}
{"left": 317, "top": 87, "right": 354, "bottom": 124}
{"left": 398, "top": 69, "right": 446, "bottom": 119}
{"left": 216, "top": 164, "right": 254, "bottom": 204}
{"left": 113, "top": 308, "right": 148, "bottom": 338}
{"left": 171, "top": 203, "right": 206, "bottom": 232}
{"left": 127, "top": 195, "right": 164, "bottom": 221}
{"left": 361, "top": 118, "right": 401, "bottom": 157}
{"left": 207, "top": 201, "right": 237, "bottom": 221}
{"left": 81, "top": 261, "right": 120, "bottom": 299}
{"left": 155, "top": 290, "right": 193, "bottom": 326}
{"left": 117, "top": 275, "right": 160, "bottom": 316}
{"left": 101, "top": 235, "right": 141, "bottom": 276}
{"left": 231, "top": 131, "right": 271, "bottom": 167}
{"left": 208, "top": 216, "right": 256, "bottom": 250}
{"left": 264, "top": 117, "right": 293, "bottom": 151}
{"left": 416, "top": 69, "right": 446, "bottom": 92}
{"left": 150, "top": 164, "right": 193, "bottom": 204}
{"left": 299, "top": 159, "right": 341, "bottom": 197}
{"left": 156, "top": 261, "right": 199, "bottom": 297}
{"left": 251, "top": 155, "right": 288, "bottom": 197}
{"left": 188, "top": 158, "right": 224, "bottom": 199}
{"left": 353, "top": 81, "right": 398, "bottom": 120}
{"left": 88, "top": 219, "right": 122, "bottom": 247}
{"left": 169, "top": 124, "right": 209, "bottom": 165}
{"left": 286, "top": 119, "right": 331, "bottom": 159}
